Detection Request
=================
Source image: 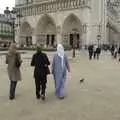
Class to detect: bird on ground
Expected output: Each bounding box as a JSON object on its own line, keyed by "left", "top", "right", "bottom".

{"left": 80, "top": 78, "right": 85, "bottom": 83}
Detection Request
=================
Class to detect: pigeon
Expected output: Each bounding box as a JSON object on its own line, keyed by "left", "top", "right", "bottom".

{"left": 80, "top": 78, "right": 85, "bottom": 83}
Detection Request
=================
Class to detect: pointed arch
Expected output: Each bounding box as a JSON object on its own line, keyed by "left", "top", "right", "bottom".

{"left": 19, "top": 21, "right": 33, "bottom": 47}
{"left": 20, "top": 21, "right": 32, "bottom": 36}
{"left": 62, "top": 13, "right": 82, "bottom": 48}
{"left": 36, "top": 14, "right": 56, "bottom": 34}
{"left": 62, "top": 13, "right": 82, "bottom": 33}
{"left": 35, "top": 14, "right": 57, "bottom": 46}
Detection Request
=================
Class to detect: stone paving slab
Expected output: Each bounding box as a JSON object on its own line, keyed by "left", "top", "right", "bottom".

{"left": 0, "top": 50, "right": 120, "bottom": 120}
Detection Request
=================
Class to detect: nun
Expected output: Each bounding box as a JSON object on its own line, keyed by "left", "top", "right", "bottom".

{"left": 52, "top": 44, "right": 70, "bottom": 99}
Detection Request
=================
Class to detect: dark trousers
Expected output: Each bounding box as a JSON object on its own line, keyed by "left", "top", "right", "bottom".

{"left": 94, "top": 52, "right": 96, "bottom": 59}
{"left": 89, "top": 52, "right": 93, "bottom": 60}
{"left": 35, "top": 75, "right": 47, "bottom": 96}
{"left": 10, "top": 81, "right": 17, "bottom": 98}
{"left": 96, "top": 53, "right": 100, "bottom": 60}
{"left": 114, "top": 52, "right": 117, "bottom": 59}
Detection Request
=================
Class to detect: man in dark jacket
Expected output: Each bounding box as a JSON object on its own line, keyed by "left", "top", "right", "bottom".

{"left": 118, "top": 46, "right": 120, "bottom": 61}
{"left": 31, "top": 47, "right": 50, "bottom": 100}
{"left": 88, "top": 45, "right": 94, "bottom": 60}
{"left": 96, "top": 46, "right": 101, "bottom": 60}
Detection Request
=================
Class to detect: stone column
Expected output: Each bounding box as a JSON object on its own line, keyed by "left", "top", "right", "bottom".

{"left": 101, "top": 0, "right": 107, "bottom": 44}
{"left": 32, "top": 35, "right": 36, "bottom": 46}
{"left": 15, "top": 26, "right": 21, "bottom": 47}
{"left": 82, "top": 8, "right": 90, "bottom": 45}
{"left": 56, "top": 25, "right": 62, "bottom": 44}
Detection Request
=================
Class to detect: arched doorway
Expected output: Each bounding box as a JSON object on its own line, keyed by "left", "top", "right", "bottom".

{"left": 36, "top": 14, "right": 56, "bottom": 47}
{"left": 20, "top": 22, "right": 32, "bottom": 47}
{"left": 62, "top": 14, "right": 82, "bottom": 48}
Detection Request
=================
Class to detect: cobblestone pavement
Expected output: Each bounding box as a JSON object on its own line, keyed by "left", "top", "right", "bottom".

{"left": 0, "top": 50, "right": 120, "bottom": 120}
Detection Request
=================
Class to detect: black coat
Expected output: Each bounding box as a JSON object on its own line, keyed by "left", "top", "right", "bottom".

{"left": 88, "top": 45, "right": 93, "bottom": 53}
{"left": 96, "top": 47, "right": 101, "bottom": 54}
{"left": 31, "top": 52, "right": 50, "bottom": 78}
{"left": 118, "top": 48, "right": 120, "bottom": 54}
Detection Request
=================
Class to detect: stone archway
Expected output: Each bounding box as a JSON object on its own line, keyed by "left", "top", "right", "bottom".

{"left": 20, "top": 21, "right": 32, "bottom": 47}
{"left": 36, "top": 14, "right": 56, "bottom": 47}
{"left": 62, "top": 14, "right": 82, "bottom": 48}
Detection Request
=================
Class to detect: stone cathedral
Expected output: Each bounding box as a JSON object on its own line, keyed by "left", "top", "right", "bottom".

{"left": 15, "top": 0, "right": 120, "bottom": 48}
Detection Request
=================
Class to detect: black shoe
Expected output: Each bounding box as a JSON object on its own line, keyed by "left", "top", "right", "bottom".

{"left": 36, "top": 94, "right": 40, "bottom": 99}
{"left": 59, "top": 96, "right": 65, "bottom": 100}
{"left": 41, "top": 94, "right": 45, "bottom": 101}
{"left": 9, "top": 96, "right": 15, "bottom": 100}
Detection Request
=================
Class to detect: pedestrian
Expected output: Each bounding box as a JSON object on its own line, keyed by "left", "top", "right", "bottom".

{"left": 88, "top": 45, "right": 94, "bottom": 60}
{"left": 118, "top": 46, "right": 120, "bottom": 61}
{"left": 96, "top": 46, "right": 101, "bottom": 60}
{"left": 110, "top": 44, "right": 115, "bottom": 57}
{"left": 114, "top": 46, "right": 118, "bottom": 59}
{"left": 93, "top": 44, "right": 98, "bottom": 59}
{"left": 31, "top": 46, "right": 50, "bottom": 100}
{"left": 52, "top": 44, "right": 70, "bottom": 99}
{"left": 6, "top": 43, "right": 22, "bottom": 100}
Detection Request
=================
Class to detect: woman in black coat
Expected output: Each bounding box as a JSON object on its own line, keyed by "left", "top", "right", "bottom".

{"left": 96, "top": 47, "right": 101, "bottom": 60}
{"left": 31, "top": 47, "right": 50, "bottom": 100}
{"left": 88, "top": 45, "right": 94, "bottom": 60}
{"left": 118, "top": 47, "right": 120, "bottom": 61}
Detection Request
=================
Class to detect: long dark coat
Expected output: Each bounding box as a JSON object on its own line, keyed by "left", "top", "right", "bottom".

{"left": 31, "top": 52, "right": 50, "bottom": 79}
{"left": 88, "top": 45, "right": 94, "bottom": 53}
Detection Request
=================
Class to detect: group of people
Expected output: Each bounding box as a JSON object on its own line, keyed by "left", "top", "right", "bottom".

{"left": 110, "top": 45, "right": 120, "bottom": 61}
{"left": 88, "top": 44, "right": 120, "bottom": 61}
{"left": 88, "top": 44, "right": 101, "bottom": 60}
{"left": 6, "top": 43, "right": 70, "bottom": 100}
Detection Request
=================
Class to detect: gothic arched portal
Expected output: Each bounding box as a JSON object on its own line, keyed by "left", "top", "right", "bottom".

{"left": 62, "top": 13, "right": 82, "bottom": 48}
{"left": 36, "top": 14, "right": 56, "bottom": 47}
{"left": 20, "top": 21, "right": 33, "bottom": 47}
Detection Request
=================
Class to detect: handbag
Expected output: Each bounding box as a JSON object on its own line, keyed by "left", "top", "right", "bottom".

{"left": 46, "top": 66, "right": 50, "bottom": 75}
{"left": 15, "top": 54, "right": 21, "bottom": 68}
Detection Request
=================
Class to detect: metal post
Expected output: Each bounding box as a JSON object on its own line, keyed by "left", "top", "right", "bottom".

{"left": 4, "top": 7, "right": 17, "bottom": 44}
{"left": 73, "top": 33, "right": 76, "bottom": 58}
{"left": 97, "top": 34, "right": 101, "bottom": 46}
{"left": 12, "top": 19, "right": 15, "bottom": 43}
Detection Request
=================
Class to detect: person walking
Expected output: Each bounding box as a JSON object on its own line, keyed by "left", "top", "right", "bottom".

{"left": 31, "top": 47, "right": 50, "bottom": 100}
{"left": 96, "top": 46, "right": 101, "bottom": 60}
{"left": 88, "top": 45, "right": 94, "bottom": 60}
{"left": 6, "top": 43, "right": 22, "bottom": 100}
{"left": 118, "top": 46, "right": 120, "bottom": 61}
{"left": 93, "top": 44, "right": 98, "bottom": 59}
{"left": 110, "top": 44, "right": 115, "bottom": 58}
{"left": 52, "top": 44, "right": 70, "bottom": 99}
{"left": 114, "top": 46, "right": 118, "bottom": 59}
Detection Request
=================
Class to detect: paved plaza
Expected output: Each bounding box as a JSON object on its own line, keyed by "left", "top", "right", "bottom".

{"left": 0, "top": 50, "right": 120, "bottom": 120}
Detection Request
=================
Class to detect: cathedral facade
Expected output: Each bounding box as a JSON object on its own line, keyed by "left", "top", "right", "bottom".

{"left": 15, "top": 0, "right": 120, "bottom": 48}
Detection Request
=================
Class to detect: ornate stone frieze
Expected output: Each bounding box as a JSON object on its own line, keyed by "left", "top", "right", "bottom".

{"left": 16, "top": 0, "right": 91, "bottom": 17}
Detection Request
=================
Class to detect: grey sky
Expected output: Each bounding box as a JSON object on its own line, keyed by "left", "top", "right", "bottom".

{"left": 0, "top": 0, "right": 15, "bottom": 14}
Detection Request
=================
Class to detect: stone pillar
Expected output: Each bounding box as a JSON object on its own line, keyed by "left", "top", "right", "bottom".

{"left": 32, "top": 35, "right": 36, "bottom": 45}
{"left": 56, "top": 10, "right": 62, "bottom": 44}
{"left": 82, "top": 8, "right": 90, "bottom": 45}
{"left": 101, "top": 0, "right": 107, "bottom": 44}
{"left": 56, "top": 25, "right": 62, "bottom": 44}
{"left": 15, "top": 27, "right": 21, "bottom": 47}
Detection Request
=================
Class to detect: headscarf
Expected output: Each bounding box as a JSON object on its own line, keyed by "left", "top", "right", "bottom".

{"left": 8, "top": 43, "right": 17, "bottom": 55}
{"left": 57, "top": 44, "right": 64, "bottom": 58}
{"left": 57, "top": 44, "right": 64, "bottom": 68}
